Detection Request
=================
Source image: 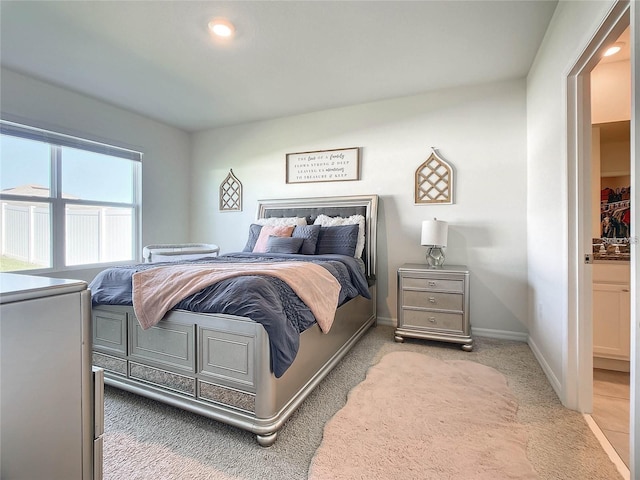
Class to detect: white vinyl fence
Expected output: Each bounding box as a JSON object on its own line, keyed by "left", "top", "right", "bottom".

{"left": 1, "top": 201, "right": 133, "bottom": 267}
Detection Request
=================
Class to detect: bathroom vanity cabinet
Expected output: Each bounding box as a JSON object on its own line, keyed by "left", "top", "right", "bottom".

{"left": 593, "top": 262, "right": 630, "bottom": 370}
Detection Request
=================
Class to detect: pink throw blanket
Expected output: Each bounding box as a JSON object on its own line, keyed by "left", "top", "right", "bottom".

{"left": 132, "top": 262, "right": 341, "bottom": 332}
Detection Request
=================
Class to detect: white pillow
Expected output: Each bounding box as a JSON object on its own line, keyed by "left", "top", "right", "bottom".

{"left": 256, "top": 216, "right": 307, "bottom": 227}
{"left": 313, "top": 214, "right": 366, "bottom": 258}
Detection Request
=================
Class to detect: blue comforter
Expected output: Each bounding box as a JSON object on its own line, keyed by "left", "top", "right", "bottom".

{"left": 89, "top": 252, "right": 371, "bottom": 377}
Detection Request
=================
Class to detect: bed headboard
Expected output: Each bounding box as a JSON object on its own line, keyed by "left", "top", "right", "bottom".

{"left": 256, "top": 195, "right": 379, "bottom": 279}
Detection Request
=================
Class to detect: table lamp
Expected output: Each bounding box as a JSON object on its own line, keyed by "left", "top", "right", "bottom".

{"left": 421, "top": 218, "right": 448, "bottom": 267}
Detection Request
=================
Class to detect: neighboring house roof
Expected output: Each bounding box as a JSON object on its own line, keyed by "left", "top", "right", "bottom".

{"left": 1, "top": 184, "right": 79, "bottom": 199}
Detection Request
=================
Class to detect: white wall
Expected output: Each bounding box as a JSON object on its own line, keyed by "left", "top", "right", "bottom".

{"left": 0, "top": 68, "right": 530, "bottom": 337}
{"left": 0, "top": 68, "right": 191, "bottom": 282}
{"left": 191, "top": 79, "right": 529, "bottom": 334}
{"left": 526, "top": 0, "right": 617, "bottom": 397}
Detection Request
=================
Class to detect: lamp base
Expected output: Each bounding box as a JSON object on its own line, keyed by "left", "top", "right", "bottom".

{"left": 425, "top": 246, "right": 445, "bottom": 268}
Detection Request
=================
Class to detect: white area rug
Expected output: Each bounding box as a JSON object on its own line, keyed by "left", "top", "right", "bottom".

{"left": 308, "top": 351, "right": 538, "bottom": 479}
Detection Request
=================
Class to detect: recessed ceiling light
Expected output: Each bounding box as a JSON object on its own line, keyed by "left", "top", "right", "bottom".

{"left": 208, "top": 18, "right": 235, "bottom": 38}
{"left": 604, "top": 42, "right": 624, "bottom": 57}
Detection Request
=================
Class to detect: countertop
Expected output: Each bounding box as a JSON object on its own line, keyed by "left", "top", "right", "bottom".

{"left": 593, "top": 253, "right": 630, "bottom": 263}
{"left": 592, "top": 238, "right": 630, "bottom": 262}
{"left": 593, "top": 252, "right": 631, "bottom": 262}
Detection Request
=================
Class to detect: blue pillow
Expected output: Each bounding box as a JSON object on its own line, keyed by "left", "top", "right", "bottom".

{"left": 242, "top": 224, "right": 263, "bottom": 252}
{"left": 292, "top": 224, "right": 321, "bottom": 255}
{"left": 315, "top": 224, "right": 359, "bottom": 256}
{"left": 265, "top": 236, "right": 304, "bottom": 254}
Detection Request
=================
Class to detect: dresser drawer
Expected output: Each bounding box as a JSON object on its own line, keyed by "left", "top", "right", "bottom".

{"left": 402, "top": 310, "right": 464, "bottom": 333}
{"left": 402, "top": 290, "right": 462, "bottom": 311}
{"left": 402, "top": 277, "right": 464, "bottom": 293}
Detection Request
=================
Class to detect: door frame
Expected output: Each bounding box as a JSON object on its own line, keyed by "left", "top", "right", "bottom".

{"left": 630, "top": 1, "right": 638, "bottom": 474}
{"left": 567, "top": 0, "right": 635, "bottom": 472}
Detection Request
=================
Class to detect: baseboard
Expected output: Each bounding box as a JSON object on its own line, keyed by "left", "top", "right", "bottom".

{"left": 376, "top": 316, "right": 395, "bottom": 327}
{"left": 593, "top": 356, "right": 630, "bottom": 372}
{"left": 471, "top": 327, "right": 528, "bottom": 342}
{"left": 527, "top": 335, "right": 562, "bottom": 400}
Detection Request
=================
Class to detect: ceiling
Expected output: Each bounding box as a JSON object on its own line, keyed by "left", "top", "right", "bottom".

{"left": 598, "top": 26, "right": 631, "bottom": 65}
{"left": 0, "top": 1, "right": 559, "bottom": 132}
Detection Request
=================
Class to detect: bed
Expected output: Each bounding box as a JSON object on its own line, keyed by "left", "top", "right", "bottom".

{"left": 90, "top": 194, "right": 378, "bottom": 446}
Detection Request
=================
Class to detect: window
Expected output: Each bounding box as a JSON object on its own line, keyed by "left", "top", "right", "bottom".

{"left": 0, "top": 120, "right": 141, "bottom": 272}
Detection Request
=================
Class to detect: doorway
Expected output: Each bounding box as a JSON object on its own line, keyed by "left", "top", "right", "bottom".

{"left": 567, "top": 0, "right": 633, "bottom": 477}
{"left": 591, "top": 122, "right": 631, "bottom": 468}
{"left": 590, "top": 28, "right": 632, "bottom": 466}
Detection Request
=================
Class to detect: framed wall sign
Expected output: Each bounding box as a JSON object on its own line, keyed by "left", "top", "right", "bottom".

{"left": 286, "top": 147, "right": 360, "bottom": 184}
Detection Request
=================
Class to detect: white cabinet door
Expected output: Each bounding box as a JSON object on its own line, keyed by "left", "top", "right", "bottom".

{"left": 593, "top": 282, "right": 631, "bottom": 360}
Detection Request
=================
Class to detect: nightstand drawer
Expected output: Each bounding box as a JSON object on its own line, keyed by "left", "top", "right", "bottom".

{"left": 402, "top": 277, "right": 464, "bottom": 293}
{"left": 402, "top": 310, "right": 463, "bottom": 332}
{"left": 402, "top": 290, "right": 462, "bottom": 311}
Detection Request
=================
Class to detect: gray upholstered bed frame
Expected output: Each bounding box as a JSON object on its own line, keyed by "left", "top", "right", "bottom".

{"left": 91, "top": 195, "right": 378, "bottom": 446}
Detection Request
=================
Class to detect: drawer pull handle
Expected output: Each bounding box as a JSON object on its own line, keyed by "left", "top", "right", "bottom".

{"left": 428, "top": 281, "right": 437, "bottom": 287}
{"left": 428, "top": 317, "right": 436, "bottom": 323}
{"left": 429, "top": 297, "right": 436, "bottom": 304}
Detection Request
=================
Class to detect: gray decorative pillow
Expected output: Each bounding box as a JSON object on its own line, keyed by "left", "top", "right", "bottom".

{"left": 313, "top": 214, "right": 365, "bottom": 258}
{"left": 242, "top": 224, "right": 263, "bottom": 252}
{"left": 292, "top": 224, "right": 321, "bottom": 255}
{"left": 315, "top": 224, "right": 359, "bottom": 256}
{"left": 265, "top": 236, "right": 304, "bottom": 254}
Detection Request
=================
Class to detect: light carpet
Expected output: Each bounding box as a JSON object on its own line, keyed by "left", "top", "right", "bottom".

{"left": 308, "top": 351, "right": 538, "bottom": 479}
{"left": 102, "top": 326, "right": 622, "bottom": 479}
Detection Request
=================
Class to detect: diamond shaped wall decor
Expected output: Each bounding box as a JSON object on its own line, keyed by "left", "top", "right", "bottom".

{"left": 415, "top": 148, "right": 454, "bottom": 204}
{"left": 219, "top": 169, "right": 242, "bottom": 212}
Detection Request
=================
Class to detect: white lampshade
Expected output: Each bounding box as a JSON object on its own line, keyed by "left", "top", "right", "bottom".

{"left": 421, "top": 218, "right": 448, "bottom": 247}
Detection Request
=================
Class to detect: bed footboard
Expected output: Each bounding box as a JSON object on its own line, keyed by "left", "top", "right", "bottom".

{"left": 92, "top": 286, "right": 375, "bottom": 446}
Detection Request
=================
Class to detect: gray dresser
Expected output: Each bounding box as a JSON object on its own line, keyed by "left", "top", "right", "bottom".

{"left": 0, "top": 273, "right": 104, "bottom": 480}
{"left": 395, "top": 264, "right": 472, "bottom": 351}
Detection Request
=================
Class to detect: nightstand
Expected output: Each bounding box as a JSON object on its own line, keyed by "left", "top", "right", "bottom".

{"left": 395, "top": 263, "right": 472, "bottom": 351}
